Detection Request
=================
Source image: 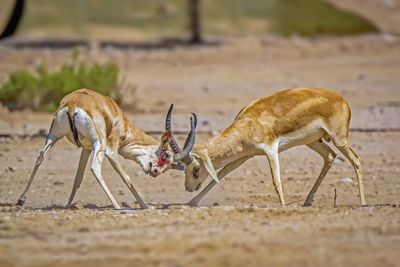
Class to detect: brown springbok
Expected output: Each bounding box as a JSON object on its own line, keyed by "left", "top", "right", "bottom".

{"left": 155, "top": 88, "right": 365, "bottom": 207}
{"left": 17, "top": 89, "right": 194, "bottom": 209}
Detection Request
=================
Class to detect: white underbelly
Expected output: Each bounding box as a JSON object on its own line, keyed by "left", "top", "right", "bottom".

{"left": 277, "top": 121, "right": 325, "bottom": 152}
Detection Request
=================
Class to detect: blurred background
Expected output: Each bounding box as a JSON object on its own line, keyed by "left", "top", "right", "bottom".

{"left": 0, "top": 0, "right": 399, "bottom": 130}
{"left": 1, "top": 0, "right": 397, "bottom": 41}
{"left": 0, "top": 2, "right": 400, "bottom": 266}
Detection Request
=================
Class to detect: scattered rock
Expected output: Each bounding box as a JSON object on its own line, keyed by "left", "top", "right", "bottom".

{"left": 202, "top": 119, "right": 211, "bottom": 126}
{"left": 53, "top": 181, "right": 64, "bottom": 186}
{"left": 338, "top": 177, "right": 353, "bottom": 183}
{"left": 121, "top": 202, "right": 131, "bottom": 208}
{"left": 336, "top": 157, "right": 345, "bottom": 162}
{"left": 70, "top": 201, "right": 84, "bottom": 210}
{"left": 78, "top": 227, "right": 90, "bottom": 232}
{"left": 211, "top": 130, "right": 219, "bottom": 136}
{"left": 8, "top": 166, "right": 15, "bottom": 172}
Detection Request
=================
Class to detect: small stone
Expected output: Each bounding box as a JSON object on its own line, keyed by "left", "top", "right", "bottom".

{"left": 8, "top": 167, "right": 15, "bottom": 172}
{"left": 336, "top": 157, "right": 345, "bottom": 162}
{"left": 338, "top": 177, "right": 353, "bottom": 183}
{"left": 202, "top": 120, "right": 211, "bottom": 126}
{"left": 70, "top": 201, "right": 84, "bottom": 210}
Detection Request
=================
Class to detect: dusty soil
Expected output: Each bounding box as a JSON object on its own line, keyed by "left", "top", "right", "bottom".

{"left": 0, "top": 34, "right": 400, "bottom": 266}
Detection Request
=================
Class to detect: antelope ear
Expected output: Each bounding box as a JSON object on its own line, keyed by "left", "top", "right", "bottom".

{"left": 156, "top": 130, "right": 172, "bottom": 155}
{"left": 200, "top": 151, "right": 219, "bottom": 183}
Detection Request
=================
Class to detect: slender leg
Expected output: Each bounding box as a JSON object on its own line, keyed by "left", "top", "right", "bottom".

{"left": 187, "top": 156, "right": 251, "bottom": 206}
{"left": 90, "top": 141, "right": 121, "bottom": 209}
{"left": 304, "top": 140, "right": 337, "bottom": 206}
{"left": 17, "top": 137, "right": 57, "bottom": 206}
{"left": 335, "top": 143, "right": 366, "bottom": 205}
{"left": 263, "top": 144, "right": 285, "bottom": 207}
{"left": 67, "top": 148, "right": 91, "bottom": 206}
{"left": 106, "top": 151, "right": 148, "bottom": 209}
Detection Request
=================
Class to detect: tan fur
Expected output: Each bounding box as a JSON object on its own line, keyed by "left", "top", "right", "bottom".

{"left": 195, "top": 88, "right": 350, "bottom": 166}
{"left": 18, "top": 88, "right": 168, "bottom": 209}
{"left": 182, "top": 87, "right": 365, "bottom": 207}
{"left": 59, "top": 89, "right": 157, "bottom": 149}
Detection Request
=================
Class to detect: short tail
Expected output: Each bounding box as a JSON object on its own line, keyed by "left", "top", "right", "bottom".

{"left": 67, "top": 108, "right": 82, "bottom": 147}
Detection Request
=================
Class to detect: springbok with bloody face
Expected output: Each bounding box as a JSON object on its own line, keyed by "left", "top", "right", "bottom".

{"left": 17, "top": 88, "right": 193, "bottom": 209}
{"left": 155, "top": 88, "right": 365, "bottom": 207}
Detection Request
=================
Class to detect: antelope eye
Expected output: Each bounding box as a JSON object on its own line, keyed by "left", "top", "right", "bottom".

{"left": 193, "top": 167, "right": 200, "bottom": 179}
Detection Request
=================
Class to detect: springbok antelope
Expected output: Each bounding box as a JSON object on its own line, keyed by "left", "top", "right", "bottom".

{"left": 155, "top": 88, "right": 366, "bottom": 207}
{"left": 17, "top": 88, "right": 192, "bottom": 209}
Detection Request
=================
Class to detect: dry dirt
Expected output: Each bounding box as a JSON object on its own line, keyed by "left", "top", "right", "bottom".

{"left": 0, "top": 34, "right": 400, "bottom": 267}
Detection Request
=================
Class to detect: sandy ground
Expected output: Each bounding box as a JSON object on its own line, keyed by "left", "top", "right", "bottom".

{"left": 0, "top": 34, "right": 400, "bottom": 266}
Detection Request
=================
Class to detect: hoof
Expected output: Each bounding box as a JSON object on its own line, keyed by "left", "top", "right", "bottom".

{"left": 186, "top": 201, "right": 199, "bottom": 207}
{"left": 17, "top": 198, "right": 25, "bottom": 206}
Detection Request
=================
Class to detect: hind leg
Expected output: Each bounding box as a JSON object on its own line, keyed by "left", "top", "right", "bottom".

{"left": 67, "top": 148, "right": 91, "bottom": 206}
{"left": 17, "top": 109, "right": 70, "bottom": 206}
{"left": 304, "top": 140, "right": 337, "bottom": 206}
{"left": 335, "top": 143, "right": 366, "bottom": 205}
{"left": 17, "top": 136, "right": 58, "bottom": 205}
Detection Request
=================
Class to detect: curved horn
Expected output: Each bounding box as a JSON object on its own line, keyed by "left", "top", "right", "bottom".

{"left": 173, "top": 113, "right": 197, "bottom": 163}
{"left": 182, "top": 112, "right": 197, "bottom": 149}
{"left": 165, "top": 104, "right": 182, "bottom": 154}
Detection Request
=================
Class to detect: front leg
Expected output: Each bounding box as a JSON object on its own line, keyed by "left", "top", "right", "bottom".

{"left": 106, "top": 151, "right": 148, "bottom": 209}
{"left": 91, "top": 142, "right": 121, "bottom": 209}
{"left": 263, "top": 143, "right": 285, "bottom": 207}
{"left": 187, "top": 156, "right": 251, "bottom": 206}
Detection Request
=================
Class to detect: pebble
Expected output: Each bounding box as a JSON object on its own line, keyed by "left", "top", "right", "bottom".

{"left": 338, "top": 177, "right": 353, "bottom": 183}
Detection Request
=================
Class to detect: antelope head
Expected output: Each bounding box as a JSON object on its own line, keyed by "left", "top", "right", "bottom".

{"left": 153, "top": 104, "right": 219, "bottom": 192}
{"left": 151, "top": 104, "right": 197, "bottom": 176}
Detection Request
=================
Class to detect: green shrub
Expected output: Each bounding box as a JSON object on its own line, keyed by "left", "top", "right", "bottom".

{"left": 270, "top": 0, "right": 379, "bottom": 37}
{"left": 0, "top": 58, "right": 120, "bottom": 112}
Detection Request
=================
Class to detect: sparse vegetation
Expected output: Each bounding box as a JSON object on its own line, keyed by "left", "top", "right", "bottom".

{"left": 270, "top": 0, "right": 379, "bottom": 37}
{"left": 0, "top": 53, "right": 120, "bottom": 112}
